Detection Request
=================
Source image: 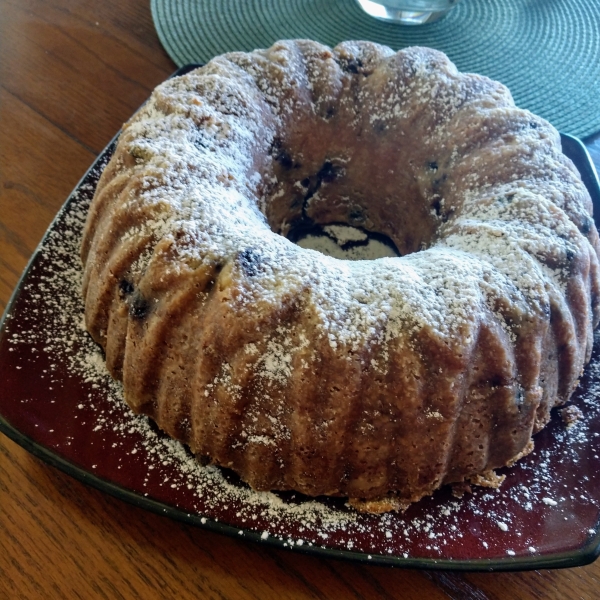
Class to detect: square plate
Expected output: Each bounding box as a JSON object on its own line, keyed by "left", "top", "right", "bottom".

{"left": 2, "top": 70, "right": 600, "bottom": 570}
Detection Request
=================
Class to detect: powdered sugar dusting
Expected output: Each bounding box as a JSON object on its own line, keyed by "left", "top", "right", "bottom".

{"left": 5, "top": 41, "right": 600, "bottom": 564}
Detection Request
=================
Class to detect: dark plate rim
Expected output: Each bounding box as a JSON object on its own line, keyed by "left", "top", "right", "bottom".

{"left": 1, "top": 66, "right": 600, "bottom": 572}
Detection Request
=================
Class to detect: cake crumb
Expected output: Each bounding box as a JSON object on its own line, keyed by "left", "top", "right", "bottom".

{"left": 559, "top": 405, "right": 584, "bottom": 428}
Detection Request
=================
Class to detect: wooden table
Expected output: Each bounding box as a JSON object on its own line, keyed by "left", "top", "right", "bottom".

{"left": 2, "top": 1, "right": 600, "bottom": 597}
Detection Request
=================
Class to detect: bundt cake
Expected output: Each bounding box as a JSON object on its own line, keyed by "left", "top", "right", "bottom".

{"left": 80, "top": 40, "right": 600, "bottom": 512}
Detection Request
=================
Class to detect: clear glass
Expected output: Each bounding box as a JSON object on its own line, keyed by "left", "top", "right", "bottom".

{"left": 355, "top": 0, "right": 461, "bottom": 24}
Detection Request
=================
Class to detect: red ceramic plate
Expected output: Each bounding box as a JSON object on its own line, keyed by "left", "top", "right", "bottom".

{"left": 2, "top": 74, "right": 600, "bottom": 570}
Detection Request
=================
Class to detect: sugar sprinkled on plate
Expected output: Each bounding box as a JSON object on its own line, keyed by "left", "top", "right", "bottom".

{"left": 3, "top": 117, "right": 600, "bottom": 566}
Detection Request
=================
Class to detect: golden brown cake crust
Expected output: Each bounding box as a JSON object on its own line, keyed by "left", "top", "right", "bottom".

{"left": 81, "top": 40, "right": 600, "bottom": 511}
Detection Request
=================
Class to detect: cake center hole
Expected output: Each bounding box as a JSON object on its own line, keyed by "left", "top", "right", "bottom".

{"left": 288, "top": 222, "right": 400, "bottom": 261}
{"left": 264, "top": 141, "right": 438, "bottom": 258}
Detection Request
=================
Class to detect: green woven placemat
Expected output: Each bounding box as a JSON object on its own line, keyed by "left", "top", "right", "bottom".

{"left": 151, "top": 0, "right": 600, "bottom": 139}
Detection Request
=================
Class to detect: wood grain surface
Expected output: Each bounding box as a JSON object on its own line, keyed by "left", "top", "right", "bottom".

{"left": 2, "top": 1, "right": 600, "bottom": 598}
